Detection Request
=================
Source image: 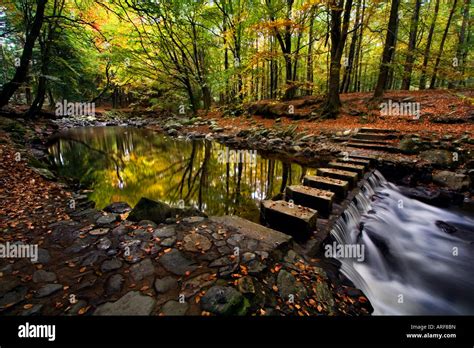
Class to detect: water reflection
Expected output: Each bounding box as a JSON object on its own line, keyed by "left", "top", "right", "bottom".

{"left": 48, "top": 127, "right": 315, "bottom": 222}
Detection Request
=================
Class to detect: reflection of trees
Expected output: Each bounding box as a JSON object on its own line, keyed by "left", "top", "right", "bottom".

{"left": 48, "top": 128, "right": 311, "bottom": 222}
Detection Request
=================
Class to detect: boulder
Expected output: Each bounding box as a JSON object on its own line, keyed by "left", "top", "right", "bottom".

{"left": 432, "top": 171, "right": 471, "bottom": 191}
{"left": 420, "top": 150, "right": 453, "bottom": 167}
{"left": 128, "top": 198, "right": 205, "bottom": 224}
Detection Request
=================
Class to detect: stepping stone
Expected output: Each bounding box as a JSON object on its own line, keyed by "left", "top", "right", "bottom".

{"left": 209, "top": 216, "right": 292, "bottom": 253}
{"left": 101, "top": 258, "right": 123, "bottom": 272}
{"left": 328, "top": 161, "right": 365, "bottom": 176}
{"left": 303, "top": 175, "right": 349, "bottom": 200}
{"left": 337, "top": 157, "right": 370, "bottom": 168}
{"left": 160, "top": 300, "right": 189, "bottom": 315}
{"left": 93, "top": 291, "right": 155, "bottom": 316}
{"left": 353, "top": 132, "right": 397, "bottom": 141}
{"left": 358, "top": 127, "right": 397, "bottom": 134}
{"left": 104, "top": 202, "right": 131, "bottom": 214}
{"left": 130, "top": 259, "right": 155, "bottom": 281}
{"left": 347, "top": 142, "right": 399, "bottom": 152}
{"left": 201, "top": 286, "right": 245, "bottom": 315}
{"left": 154, "top": 276, "right": 178, "bottom": 293}
{"left": 260, "top": 200, "right": 317, "bottom": 240}
{"left": 317, "top": 168, "right": 358, "bottom": 188}
{"left": 96, "top": 214, "right": 118, "bottom": 226}
{"left": 338, "top": 153, "right": 376, "bottom": 165}
{"left": 183, "top": 233, "right": 212, "bottom": 252}
{"left": 32, "top": 270, "right": 57, "bottom": 283}
{"left": 285, "top": 185, "right": 335, "bottom": 218}
{"left": 106, "top": 274, "right": 124, "bottom": 294}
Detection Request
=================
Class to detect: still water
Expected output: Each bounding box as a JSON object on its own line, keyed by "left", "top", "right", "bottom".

{"left": 47, "top": 126, "right": 315, "bottom": 222}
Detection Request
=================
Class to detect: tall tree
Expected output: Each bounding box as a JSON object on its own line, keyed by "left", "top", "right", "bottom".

{"left": 323, "top": 0, "right": 353, "bottom": 118}
{"left": 429, "top": 0, "right": 458, "bottom": 89}
{"left": 401, "top": 0, "right": 421, "bottom": 90}
{"left": 340, "top": 0, "right": 361, "bottom": 93}
{"left": 419, "top": 0, "right": 440, "bottom": 90}
{"left": 0, "top": 0, "right": 48, "bottom": 108}
{"left": 373, "top": 0, "right": 400, "bottom": 99}
{"left": 450, "top": 0, "right": 470, "bottom": 88}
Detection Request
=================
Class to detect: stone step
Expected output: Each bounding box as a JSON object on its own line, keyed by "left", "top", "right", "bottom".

{"left": 328, "top": 161, "right": 365, "bottom": 176}
{"left": 337, "top": 157, "right": 371, "bottom": 168}
{"left": 303, "top": 175, "right": 349, "bottom": 200}
{"left": 338, "top": 153, "right": 376, "bottom": 165}
{"left": 260, "top": 200, "right": 317, "bottom": 240}
{"left": 210, "top": 215, "right": 292, "bottom": 253}
{"left": 348, "top": 138, "right": 393, "bottom": 146}
{"left": 358, "top": 127, "right": 398, "bottom": 134}
{"left": 353, "top": 132, "right": 398, "bottom": 141}
{"left": 285, "top": 185, "right": 335, "bottom": 218}
{"left": 317, "top": 168, "right": 359, "bottom": 188}
{"left": 347, "top": 142, "right": 399, "bottom": 153}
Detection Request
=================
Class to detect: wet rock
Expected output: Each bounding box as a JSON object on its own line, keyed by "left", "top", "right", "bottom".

{"left": 96, "top": 214, "right": 118, "bottom": 226}
{"left": 80, "top": 250, "right": 105, "bottom": 266}
{"left": 183, "top": 233, "right": 212, "bottom": 252}
{"left": 138, "top": 220, "right": 158, "bottom": 228}
{"left": 201, "top": 286, "right": 245, "bottom": 315}
{"left": 237, "top": 276, "right": 255, "bottom": 294}
{"left": 160, "top": 237, "right": 176, "bottom": 247}
{"left": 130, "top": 259, "right": 155, "bottom": 281}
{"left": 0, "top": 285, "right": 27, "bottom": 311}
{"left": 153, "top": 225, "right": 176, "bottom": 238}
{"left": 77, "top": 276, "right": 98, "bottom": 291}
{"left": 32, "top": 270, "right": 57, "bottom": 283}
{"left": 33, "top": 248, "right": 51, "bottom": 264}
{"left": 276, "top": 270, "right": 296, "bottom": 299}
{"left": 66, "top": 238, "right": 92, "bottom": 253}
{"left": 94, "top": 291, "right": 155, "bottom": 315}
{"left": 111, "top": 224, "right": 128, "bottom": 237}
{"left": 89, "top": 228, "right": 109, "bottom": 236}
{"left": 154, "top": 276, "right": 178, "bottom": 293}
{"left": 247, "top": 260, "right": 267, "bottom": 274}
{"left": 35, "top": 284, "right": 63, "bottom": 298}
{"left": 313, "top": 281, "right": 335, "bottom": 307}
{"left": 67, "top": 300, "right": 88, "bottom": 315}
{"left": 433, "top": 171, "right": 471, "bottom": 191}
{"left": 420, "top": 150, "right": 453, "bottom": 167}
{"left": 128, "top": 198, "right": 173, "bottom": 224}
{"left": 104, "top": 202, "right": 131, "bottom": 214}
{"left": 209, "top": 256, "right": 233, "bottom": 268}
{"left": 160, "top": 300, "right": 188, "bottom": 315}
{"left": 97, "top": 237, "right": 112, "bottom": 250}
{"left": 101, "top": 258, "right": 123, "bottom": 272}
{"left": 398, "top": 137, "right": 421, "bottom": 154}
{"left": 241, "top": 252, "right": 256, "bottom": 264}
{"left": 21, "top": 304, "right": 43, "bottom": 316}
{"left": 182, "top": 216, "right": 205, "bottom": 224}
{"left": 106, "top": 274, "right": 124, "bottom": 294}
{"left": 158, "top": 249, "right": 197, "bottom": 275}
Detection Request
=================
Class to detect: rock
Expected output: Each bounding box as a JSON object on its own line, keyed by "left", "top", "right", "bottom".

{"left": 94, "top": 291, "right": 155, "bottom": 315}
{"left": 21, "top": 304, "right": 43, "bottom": 316}
{"left": 433, "top": 171, "right": 471, "bottom": 191}
{"left": 201, "top": 286, "right": 245, "bottom": 315}
{"left": 138, "top": 220, "right": 158, "bottom": 228}
{"left": 183, "top": 233, "right": 212, "bottom": 252}
{"left": 35, "top": 284, "right": 63, "bottom": 298}
{"left": 101, "top": 258, "right": 123, "bottom": 272}
{"left": 97, "top": 237, "right": 112, "bottom": 250}
{"left": 80, "top": 250, "right": 104, "bottom": 266}
{"left": 276, "top": 270, "right": 296, "bottom": 299}
{"left": 160, "top": 300, "right": 189, "bottom": 315}
{"left": 0, "top": 279, "right": 20, "bottom": 297}
{"left": 153, "top": 225, "right": 176, "bottom": 238}
{"left": 106, "top": 274, "right": 124, "bottom": 294}
{"left": 111, "top": 224, "right": 129, "bottom": 237}
{"left": 33, "top": 248, "right": 51, "bottom": 264}
{"left": 89, "top": 228, "right": 109, "bottom": 236}
{"left": 158, "top": 249, "right": 197, "bottom": 276}
{"left": 161, "top": 237, "right": 176, "bottom": 247}
{"left": 31, "top": 167, "right": 55, "bottom": 180}
{"left": 241, "top": 252, "right": 256, "bottom": 264}
{"left": 128, "top": 198, "right": 173, "bottom": 224}
{"left": 420, "top": 150, "right": 453, "bottom": 167}
{"left": 0, "top": 286, "right": 27, "bottom": 311}
{"left": 154, "top": 276, "right": 178, "bottom": 293}
{"left": 130, "top": 259, "right": 155, "bottom": 281}
{"left": 67, "top": 300, "right": 88, "bottom": 315}
{"left": 182, "top": 216, "right": 205, "bottom": 224}
{"left": 398, "top": 137, "right": 421, "bottom": 154}
{"left": 104, "top": 202, "right": 131, "bottom": 214}
{"left": 237, "top": 276, "right": 255, "bottom": 294}
{"left": 313, "top": 281, "right": 335, "bottom": 307}
{"left": 32, "top": 270, "right": 57, "bottom": 283}
{"left": 209, "top": 256, "right": 234, "bottom": 268}
{"left": 247, "top": 260, "right": 267, "bottom": 274}
{"left": 96, "top": 214, "right": 118, "bottom": 226}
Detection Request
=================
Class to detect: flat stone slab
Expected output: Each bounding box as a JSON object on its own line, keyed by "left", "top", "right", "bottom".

{"left": 359, "top": 127, "right": 397, "bottom": 134}
{"left": 317, "top": 168, "right": 358, "bottom": 188}
{"left": 285, "top": 185, "right": 334, "bottom": 218}
{"left": 328, "top": 161, "right": 365, "bottom": 176}
{"left": 94, "top": 291, "right": 155, "bottom": 315}
{"left": 337, "top": 157, "right": 370, "bottom": 168}
{"left": 303, "top": 175, "right": 349, "bottom": 200}
{"left": 260, "top": 200, "right": 317, "bottom": 240}
{"left": 353, "top": 132, "right": 397, "bottom": 141}
{"left": 210, "top": 215, "right": 292, "bottom": 251}
{"left": 158, "top": 249, "right": 198, "bottom": 275}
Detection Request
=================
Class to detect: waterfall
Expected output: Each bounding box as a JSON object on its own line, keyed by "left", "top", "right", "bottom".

{"left": 329, "top": 170, "right": 474, "bottom": 315}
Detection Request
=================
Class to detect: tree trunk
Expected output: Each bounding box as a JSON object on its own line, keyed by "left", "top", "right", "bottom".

{"left": 450, "top": 0, "right": 470, "bottom": 88}
{"left": 373, "top": 0, "right": 400, "bottom": 99}
{"left": 0, "top": 0, "right": 47, "bottom": 108}
{"left": 401, "top": 0, "right": 422, "bottom": 90}
{"left": 341, "top": 0, "right": 361, "bottom": 93}
{"left": 429, "top": 0, "right": 458, "bottom": 89}
{"left": 419, "top": 0, "right": 440, "bottom": 89}
{"left": 306, "top": 6, "right": 316, "bottom": 95}
{"left": 323, "top": 0, "right": 354, "bottom": 118}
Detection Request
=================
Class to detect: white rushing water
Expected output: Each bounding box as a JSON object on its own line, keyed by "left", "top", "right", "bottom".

{"left": 330, "top": 171, "right": 474, "bottom": 315}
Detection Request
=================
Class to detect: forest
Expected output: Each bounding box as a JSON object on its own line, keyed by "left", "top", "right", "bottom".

{"left": 0, "top": 0, "right": 471, "bottom": 117}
